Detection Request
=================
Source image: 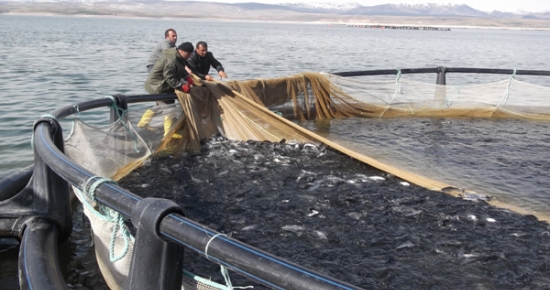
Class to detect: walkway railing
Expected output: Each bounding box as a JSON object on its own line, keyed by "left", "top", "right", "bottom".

{"left": 1, "top": 67, "right": 550, "bottom": 290}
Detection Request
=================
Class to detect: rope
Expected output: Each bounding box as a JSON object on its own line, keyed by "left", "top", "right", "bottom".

{"left": 380, "top": 68, "right": 402, "bottom": 117}
{"left": 108, "top": 96, "right": 126, "bottom": 120}
{"left": 490, "top": 69, "right": 517, "bottom": 118}
{"left": 183, "top": 269, "right": 254, "bottom": 290}
{"left": 203, "top": 232, "right": 254, "bottom": 289}
{"left": 220, "top": 265, "right": 254, "bottom": 290}
{"left": 204, "top": 233, "right": 225, "bottom": 261}
{"left": 107, "top": 96, "right": 141, "bottom": 153}
{"left": 31, "top": 114, "right": 57, "bottom": 150}
{"left": 498, "top": 69, "right": 516, "bottom": 107}
{"left": 75, "top": 176, "right": 134, "bottom": 262}
{"left": 65, "top": 105, "right": 81, "bottom": 141}
{"left": 182, "top": 270, "right": 228, "bottom": 289}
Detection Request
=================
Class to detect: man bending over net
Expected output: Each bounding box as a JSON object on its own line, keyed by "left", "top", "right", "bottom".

{"left": 139, "top": 42, "right": 194, "bottom": 137}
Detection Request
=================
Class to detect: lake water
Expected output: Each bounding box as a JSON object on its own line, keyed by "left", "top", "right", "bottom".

{"left": 3, "top": 15, "right": 550, "bottom": 210}
{"left": 0, "top": 15, "right": 549, "bottom": 176}
{"left": 0, "top": 15, "right": 548, "bottom": 174}
{"left": 1, "top": 13, "right": 550, "bottom": 289}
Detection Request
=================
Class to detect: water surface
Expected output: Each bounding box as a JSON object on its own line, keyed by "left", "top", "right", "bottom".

{"left": 1, "top": 15, "right": 549, "bottom": 178}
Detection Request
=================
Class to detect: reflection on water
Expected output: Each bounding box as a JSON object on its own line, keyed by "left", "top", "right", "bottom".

{"left": 300, "top": 117, "right": 550, "bottom": 217}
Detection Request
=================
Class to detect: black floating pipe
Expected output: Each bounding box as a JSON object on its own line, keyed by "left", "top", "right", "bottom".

{"left": 32, "top": 117, "right": 72, "bottom": 242}
{"left": 445, "top": 68, "right": 550, "bottom": 76}
{"left": 49, "top": 94, "right": 175, "bottom": 120}
{"left": 19, "top": 218, "right": 68, "bottom": 290}
{"left": 332, "top": 67, "right": 438, "bottom": 77}
{"left": 333, "top": 67, "right": 550, "bottom": 78}
{"left": 110, "top": 94, "right": 128, "bottom": 123}
{"left": 0, "top": 165, "right": 33, "bottom": 202}
{"left": 128, "top": 198, "right": 184, "bottom": 290}
{"left": 436, "top": 66, "right": 447, "bottom": 85}
{"left": 33, "top": 122, "right": 140, "bottom": 219}
{"left": 160, "top": 214, "right": 363, "bottom": 290}
{"left": 34, "top": 125, "right": 361, "bottom": 289}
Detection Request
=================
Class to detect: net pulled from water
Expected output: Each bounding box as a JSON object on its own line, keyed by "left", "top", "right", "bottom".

{"left": 62, "top": 71, "right": 550, "bottom": 289}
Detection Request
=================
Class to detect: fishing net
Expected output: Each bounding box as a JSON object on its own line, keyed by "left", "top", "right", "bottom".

{"left": 62, "top": 71, "right": 550, "bottom": 289}
{"left": 326, "top": 73, "right": 550, "bottom": 120}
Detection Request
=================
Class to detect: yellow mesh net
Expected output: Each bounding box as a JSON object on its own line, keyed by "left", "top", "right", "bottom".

{"left": 65, "top": 71, "right": 550, "bottom": 219}
{"left": 126, "top": 72, "right": 550, "bottom": 203}
{"left": 64, "top": 71, "right": 550, "bottom": 289}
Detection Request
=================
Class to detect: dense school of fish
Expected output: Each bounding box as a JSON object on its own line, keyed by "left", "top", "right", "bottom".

{"left": 119, "top": 136, "right": 550, "bottom": 289}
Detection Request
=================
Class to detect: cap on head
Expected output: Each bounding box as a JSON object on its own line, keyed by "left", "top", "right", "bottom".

{"left": 177, "top": 42, "right": 194, "bottom": 53}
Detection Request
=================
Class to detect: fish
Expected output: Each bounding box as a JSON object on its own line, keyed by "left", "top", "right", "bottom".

{"left": 313, "top": 230, "right": 328, "bottom": 240}
{"left": 396, "top": 241, "right": 415, "bottom": 250}
{"left": 441, "top": 187, "right": 492, "bottom": 201}
{"left": 306, "top": 180, "right": 324, "bottom": 191}
{"left": 348, "top": 212, "right": 363, "bottom": 220}
{"left": 240, "top": 225, "right": 257, "bottom": 231}
{"left": 307, "top": 209, "right": 320, "bottom": 217}
{"left": 281, "top": 225, "right": 306, "bottom": 233}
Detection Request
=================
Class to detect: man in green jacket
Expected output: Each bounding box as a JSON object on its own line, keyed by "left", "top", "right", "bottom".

{"left": 140, "top": 42, "right": 194, "bottom": 136}
{"left": 144, "top": 41, "right": 194, "bottom": 98}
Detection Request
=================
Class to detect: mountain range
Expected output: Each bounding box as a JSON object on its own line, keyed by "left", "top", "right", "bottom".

{"left": 1, "top": 1, "right": 550, "bottom": 27}
{"left": 249, "top": 2, "right": 550, "bottom": 19}
{"left": 276, "top": 2, "right": 548, "bottom": 17}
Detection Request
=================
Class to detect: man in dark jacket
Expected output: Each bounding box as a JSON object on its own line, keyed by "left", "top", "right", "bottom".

{"left": 186, "top": 41, "right": 227, "bottom": 81}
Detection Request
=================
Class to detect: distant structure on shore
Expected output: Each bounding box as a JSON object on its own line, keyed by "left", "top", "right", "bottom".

{"left": 347, "top": 24, "right": 451, "bottom": 31}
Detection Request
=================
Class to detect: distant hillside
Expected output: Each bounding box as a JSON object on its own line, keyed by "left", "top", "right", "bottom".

{"left": 273, "top": 2, "right": 550, "bottom": 19}
{"left": 1, "top": 1, "right": 550, "bottom": 29}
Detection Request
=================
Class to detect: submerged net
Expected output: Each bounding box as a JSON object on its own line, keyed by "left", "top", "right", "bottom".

{"left": 326, "top": 74, "right": 550, "bottom": 120}
{"left": 62, "top": 72, "right": 550, "bottom": 289}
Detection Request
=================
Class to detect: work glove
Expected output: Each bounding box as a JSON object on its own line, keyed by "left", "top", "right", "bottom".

{"left": 181, "top": 83, "right": 190, "bottom": 93}
{"left": 180, "top": 76, "right": 194, "bottom": 92}
{"left": 186, "top": 76, "right": 194, "bottom": 86}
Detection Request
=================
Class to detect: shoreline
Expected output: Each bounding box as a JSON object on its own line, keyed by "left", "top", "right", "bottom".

{"left": 5, "top": 12, "right": 550, "bottom": 31}
{"left": 339, "top": 22, "right": 550, "bottom": 31}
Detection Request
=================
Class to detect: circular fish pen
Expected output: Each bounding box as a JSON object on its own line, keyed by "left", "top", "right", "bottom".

{"left": 1, "top": 67, "right": 550, "bottom": 289}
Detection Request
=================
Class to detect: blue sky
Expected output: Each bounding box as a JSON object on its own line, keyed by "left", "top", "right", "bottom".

{"left": 185, "top": 0, "right": 548, "bottom": 13}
